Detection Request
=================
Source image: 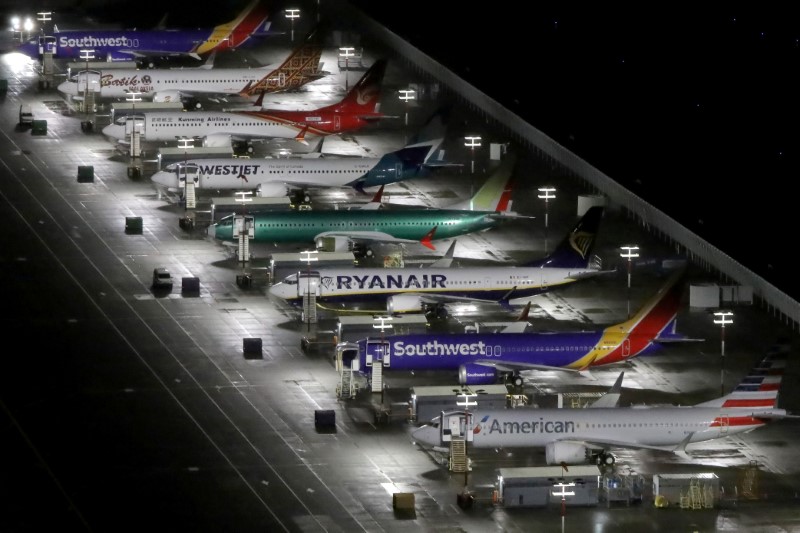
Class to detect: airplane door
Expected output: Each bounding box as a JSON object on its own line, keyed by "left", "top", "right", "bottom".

{"left": 395, "top": 162, "right": 402, "bottom": 179}
{"left": 364, "top": 340, "right": 389, "bottom": 366}
{"left": 334, "top": 115, "right": 341, "bottom": 132}
{"left": 622, "top": 338, "right": 631, "bottom": 357}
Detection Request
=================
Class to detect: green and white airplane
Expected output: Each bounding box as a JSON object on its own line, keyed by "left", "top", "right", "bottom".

{"left": 210, "top": 153, "right": 523, "bottom": 256}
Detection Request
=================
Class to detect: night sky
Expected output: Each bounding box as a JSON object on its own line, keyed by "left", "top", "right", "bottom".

{"left": 348, "top": 3, "right": 800, "bottom": 300}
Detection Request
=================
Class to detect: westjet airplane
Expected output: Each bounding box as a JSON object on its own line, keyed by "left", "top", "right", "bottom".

{"left": 412, "top": 347, "right": 797, "bottom": 466}
{"left": 214, "top": 151, "right": 519, "bottom": 257}
{"left": 337, "top": 266, "right": 696, "bottom": 387}
{"left": 267, "top": 203, "right": 609, "bottom": 314}
{"left": 101, "top": 59, "right": 388, "bottom": 148}
{"left": 150, "top": 106, "right": 451, "bottom": 197}
{"left": 16, "top": 0, "right": 273, "bottom": 63}
{"left": 56, "top": 29, "right": 325, "bottom": 104}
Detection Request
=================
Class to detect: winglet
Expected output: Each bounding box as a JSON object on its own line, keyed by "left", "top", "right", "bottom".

{"left": 588, "top": 371, "right": 624, "bottom": 408}
{"left": 370, "top": 184, "right": 384, "bottom": 204}
{"left": 516, "top": 301, "right": 531, "bottom": 322}
{"left": 252, "top": 90, "right": 265, "bottom": 108}
{"left": 294, "top": 124, "right": 310, "bottom": 146}
{"left": 673, "top": 432, "right": 694, "bottom": 459}
{"left": 429, "top": 240, "right": 457, "bottom": 267}
{"left": 420, "top": 226, "right": 437, "bottom": 250}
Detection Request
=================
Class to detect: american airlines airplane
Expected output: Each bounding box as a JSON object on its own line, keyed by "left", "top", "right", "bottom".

{"left": 267, "top": 204, "right": 609, "bottom": 314}
{"left": 56, "top": 30, "right": 325, "bottom": 104}
{"left": 337, "top": 266, "right": 696, "bottom": 387}
{"left": 16, "top": 0, "right": 273, "bottom": 63}
{"left": 149, "top": 106, "right": 450, "bottom": 197}
{"left": 412, "top": 348, "right": 797, "bottom": 466}
{"left": 101, "top": 58, "right": 388, "bottom": 148}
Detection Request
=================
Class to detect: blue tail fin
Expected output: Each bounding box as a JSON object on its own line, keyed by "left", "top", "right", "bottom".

{"left": 525, "top": 205, "right": 604, "bottom": 268}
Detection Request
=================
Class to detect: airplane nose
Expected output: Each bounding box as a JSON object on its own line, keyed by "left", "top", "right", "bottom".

{"left": 151, "top": 171, "right": 176, "bottom": 189}
{"left": 411, "top": 425, "right": 439, "bottom": 447}
{"left": 57, "top": 82, "right": 77, "bottom": 96}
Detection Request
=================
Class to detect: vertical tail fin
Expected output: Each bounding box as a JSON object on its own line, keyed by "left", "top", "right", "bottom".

{"left": 196, "top": 0, "right": 271, "bottom": 54}
{"left": 525, "top": 206, "right": 604, "bottom": 269}
{"left": 331, "top": 58, "right": 388, "bottom": 115}
{"left": 696, "top": 347, "right": 789, "bottom": 409}
{"left": 447, "top": 153, "right": 517, "bottom": 212}
{"left": 242, "top": 29, "right": 325, "bottom": 96}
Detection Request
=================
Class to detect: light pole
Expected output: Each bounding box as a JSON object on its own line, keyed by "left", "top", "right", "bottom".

{"left": 552, "top": 478, "right": 575, "bottom": 533}
{"left": 398, "top": 89, "right": 415, "bottom": 126}
{"left": 464, "top": 136, "right": 481, "bottom": 208}
{"left": 620, "top": 245, "right": 639, "bottom": 318}
{"left": 339, "top": 46, "right": 355, "bottom": 91}
{"left": 284, "top": 8, "right": 300, "bottom": 42}
{"left": 538, "top": 187, "right": 556, "bottom": 253}
{"left": 714, "top": 310, "right": 734, "bottom": 396}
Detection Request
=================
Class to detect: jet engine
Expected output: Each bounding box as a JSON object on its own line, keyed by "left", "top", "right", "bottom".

{"left": 545, "top": 442, "right": 593, "bottom": 465}
{"left": 458, "top": 364, "right": 499, "bottom": 385}
{"left": 152, "top": 90, "right": 182, "bottom": 104}
{"left": 256, "top": 182, "right": 289, "bottom": 197}
{"left": 203, "top": 134, "right": 232, "bottom": 148}
{"left": 386, "top": 294, "right": 424, "bottom": 314}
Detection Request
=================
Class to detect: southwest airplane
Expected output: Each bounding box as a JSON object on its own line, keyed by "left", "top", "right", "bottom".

{"left": 267, "top": 203, "right": 609, "bottom": 314}
{"left": 213, "top": 151, "right": 520, "bottom": 259}
{"left": 101, "top": 58, "right": 388, "bottom": 148}
{"left": 56, "top": 29, "right": 325, "bottom": 103}
{"left": 149, "top": 106, "right": 450, "bottom": 197}
{"left": 412, "top": 347, "right": 797, "bottom": 466}
{"left": 16, "top": 0, "right": 272, "bottom": 63}
{"left": 338, "top": 266, "right": 694, "bottom": 387}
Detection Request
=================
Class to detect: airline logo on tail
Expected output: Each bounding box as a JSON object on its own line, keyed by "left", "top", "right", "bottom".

{"left": 568, "top": 230, "right": 595, "bottom": 259}
{"left": 194, "top": 0, "right": 271, "bottom": 55}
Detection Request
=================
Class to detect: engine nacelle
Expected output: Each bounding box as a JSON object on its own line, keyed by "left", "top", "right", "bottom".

{"left": 315, "top": 235, "right": 351, "bottom": 253}
{"left": 256, "top": 182, "right": 289, "bottom": 197}
{"left": 545, "top": 442, "right": 593, "bottom": 465}
{"left": 153, "top": 90, "right": 182, "bottom": 104}
{"left": 204, "top": 134, "right": 232, "bottom": 148}
{"left": 386, "top": 294, "right": 424, "bottom": 314}
{"left": 458, "top": 364, "right": 498, "bottom": 385}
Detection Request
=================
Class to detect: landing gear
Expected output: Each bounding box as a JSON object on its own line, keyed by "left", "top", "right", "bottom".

{"left": 510, "top": 373, "right": 524, "bottom": 388}
{"left": 595, "top": 452, "right": 616, "bottom": 466}
{"left": 424, "top": 304, "right": 448, "bottom": 321}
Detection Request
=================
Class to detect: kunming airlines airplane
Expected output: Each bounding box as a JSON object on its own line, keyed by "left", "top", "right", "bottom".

{"left": 16, "top": 0, "right": 273, "bottom": 63}
{"left": 150, "top": 106, "right": 451, "bottom": 197}
{"left": 412, "top": 347, "right": 797, "bottom": 466}
{"left": 267, "top": 203, "right": 609, "bottom": 314}
{"left": 101, "top": 58, "right": 388, "bottom": 148}
{"left": 213, "top": 151, "right": 520, "bottom": 259}
{"left": 56, "top": 29, "right": 325, "bottom": 104}
{"left": 336, "top": 266, "right": 698, "bottom": 387}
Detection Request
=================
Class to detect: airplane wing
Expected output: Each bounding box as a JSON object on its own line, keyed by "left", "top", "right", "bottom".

{"left": 313, "top": 230, "right": 432, "bottom": 248}
{"left": 470, "top": 358, "right": 597, "bottom": 377}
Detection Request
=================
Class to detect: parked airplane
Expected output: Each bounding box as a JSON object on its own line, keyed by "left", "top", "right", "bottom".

{"left": 149, "top": 106, "right": 451, "bottom": 197}
{"left": 412, "top": 346, "right": 797, "bottom": 466}
{"left": 267, "top": 204, "right": 609, "bottom": 315}
{"left": 101, "top": 58, "right": 389, "bottom": 148}
{"left": 336, "top": 266, "right": 695, "bottom": 387}
{"left": 16, "top": 0, "right": 273, "bottom": 63}
{"left": 56, "top": 29, "right": 325, "bottom": 104}
{"left": 213, "top": 151, "right": 520, "bottom": 260}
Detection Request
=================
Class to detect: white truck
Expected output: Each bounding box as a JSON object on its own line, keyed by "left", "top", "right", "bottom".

{"left": 19, "top": 104, "right": 33, "bottom": 126}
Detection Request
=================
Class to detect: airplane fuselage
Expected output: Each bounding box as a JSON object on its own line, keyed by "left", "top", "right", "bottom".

{"left": 413, "top": 406, "right": 777, "bottom": 449}
{"left": 18, "top": 28, "right": 260, "bottom": 62}
{"left": 101, "top": 109, "right": 378, "bottom": 144}
{"left": 151, "top": 143, "right": 435, "bottom": 193}
{"left": 269, "top": 264, "right": 595, "bottom": 305}
{"left": 214, "top": 209, "right": 499, "bottom": 245}
{"left": 59, "top": 68, "right": 271, "bottom": 100}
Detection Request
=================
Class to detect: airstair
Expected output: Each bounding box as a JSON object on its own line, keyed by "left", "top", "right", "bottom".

{"left": 449, "top": 438, "right": 468, "bottom": 473}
